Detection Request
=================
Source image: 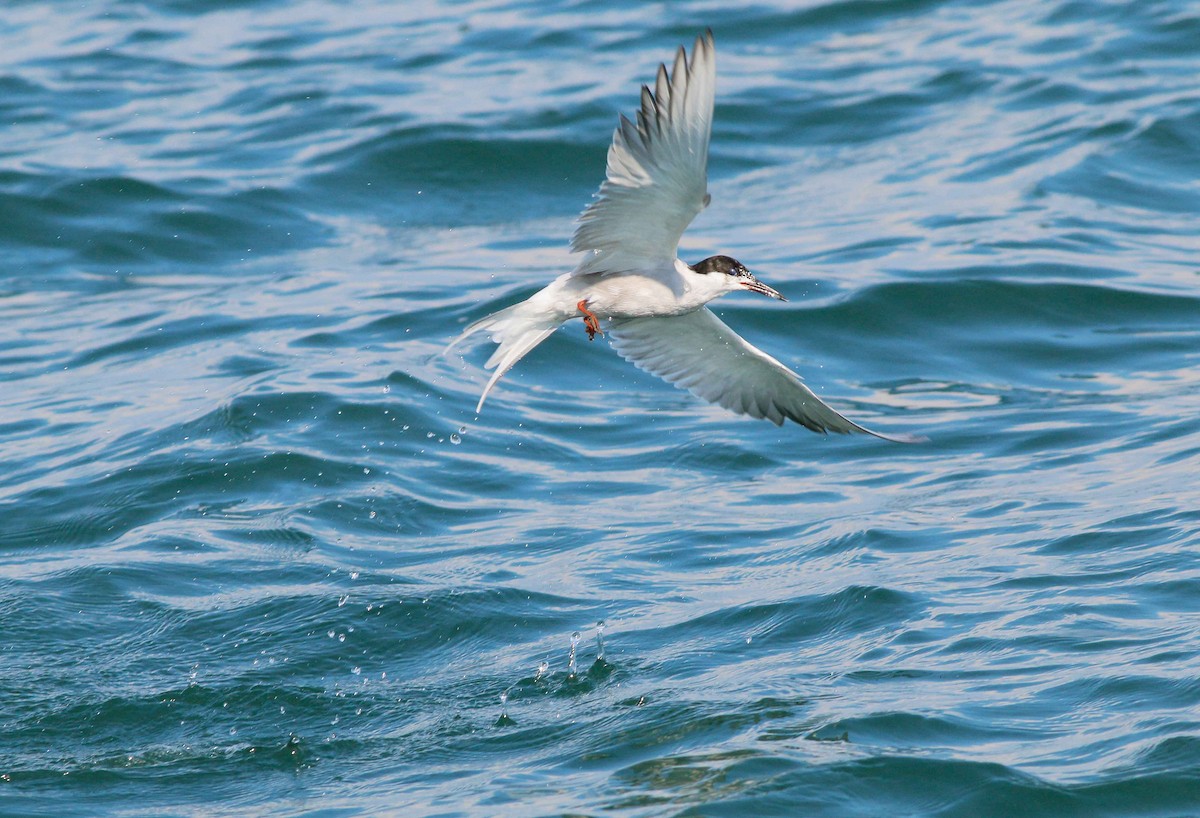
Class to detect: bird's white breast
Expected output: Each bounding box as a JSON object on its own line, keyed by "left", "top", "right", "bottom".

{"left": 545, "top": 259, "right": 727, "bottom": 320}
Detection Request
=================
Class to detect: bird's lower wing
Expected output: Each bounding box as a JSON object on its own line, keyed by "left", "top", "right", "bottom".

{"left": 606, "top": 308, "right": 924, "bottom": 442}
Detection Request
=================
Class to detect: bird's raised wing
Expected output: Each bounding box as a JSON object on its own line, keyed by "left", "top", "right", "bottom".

{"left": 570, "top": 30, "right": 715, "bottom": 277}
{"left": 607, "top": 308, "right": 925, "bottom": 442}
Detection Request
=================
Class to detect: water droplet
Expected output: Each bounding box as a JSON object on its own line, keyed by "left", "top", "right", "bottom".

{"left": 595, "top": 620, "right": 607, "bottom": 661}
{"left": 567, "top": 631, "right": 581, "bottom": 677}
{"left": 495, "top": 690, "right": 517, "bottom": 727}
{"left": 349, "top": 571, "right": 359, "bottom": 580}
{"left": 426, "top": 431, "right": 435, "bottom": 439}
{"left": 352, "top": 666, "right": 362, "bottom": 675}
{"left": 383, "top": 384, "right": 390, "bottom": 393}
{"left": 338, "top": 594, "right": 349, "bottom": 607}
{"left": 449, "top": 433, "right": 461, "bottom": 445}
{"left": 535, "top": 661, "right": 549, "bottom": 681}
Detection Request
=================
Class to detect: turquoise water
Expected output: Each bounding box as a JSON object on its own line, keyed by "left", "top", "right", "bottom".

{"left": 3, "top": 1, "right": 1199, "bottom": 815}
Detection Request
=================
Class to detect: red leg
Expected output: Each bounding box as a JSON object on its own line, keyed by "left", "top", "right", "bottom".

{"left": 576, "top": 299, "right": 602, "bottom": 341}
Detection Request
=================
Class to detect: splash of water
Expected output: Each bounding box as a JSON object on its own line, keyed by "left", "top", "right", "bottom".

{"left": 494, "top": 689, "right": 516, "bottom": 728}
{"left": 567, "top": 631, "right": 581, "bottom": 678}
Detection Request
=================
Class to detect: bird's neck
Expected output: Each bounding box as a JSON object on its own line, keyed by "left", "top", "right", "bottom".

{"left": 675, "top": 257, "right": 736, "bottom": 308}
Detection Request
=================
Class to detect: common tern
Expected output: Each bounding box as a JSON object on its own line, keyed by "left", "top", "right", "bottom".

{"left": 450, "top": 30, "right": 922, "bottom": 443}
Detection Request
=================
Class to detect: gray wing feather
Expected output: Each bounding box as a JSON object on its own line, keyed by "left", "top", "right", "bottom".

{"left": 570, "top": 31, "right": 715, "bottom": 276}
{"left": 607, "top": 308, "right": 925, "bottom": 442}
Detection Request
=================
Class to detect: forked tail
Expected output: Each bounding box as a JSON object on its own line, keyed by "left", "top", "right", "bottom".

{"left": 446, "top": 301, "right": 564, "bottom": 412}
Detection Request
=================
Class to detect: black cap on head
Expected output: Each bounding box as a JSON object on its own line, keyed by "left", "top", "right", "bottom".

{"left": 690, "top": 255, "right": 750, "bottom": 277}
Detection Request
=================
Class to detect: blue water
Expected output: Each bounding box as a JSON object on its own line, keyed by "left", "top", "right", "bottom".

{"left": 3, "top": 1, "right": 1199, "bottom": 816}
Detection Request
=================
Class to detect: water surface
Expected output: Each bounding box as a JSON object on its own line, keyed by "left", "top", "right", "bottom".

{"left": 2, "top": 1, "right": 1199, "bottom": 816}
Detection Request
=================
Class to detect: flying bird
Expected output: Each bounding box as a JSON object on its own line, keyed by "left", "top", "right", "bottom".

{"left": 449, "top": 31, "right": 922, "bottom": 443}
